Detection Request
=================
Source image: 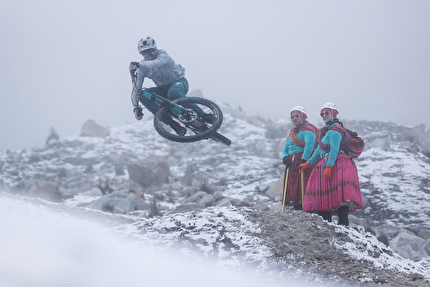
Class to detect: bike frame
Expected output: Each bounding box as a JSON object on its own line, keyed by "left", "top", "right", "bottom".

{"left": 131, "top": 71, "right": 196, "bottom": 122}
{"left": 130, "top": 69, "right": 231, "bottom": 145}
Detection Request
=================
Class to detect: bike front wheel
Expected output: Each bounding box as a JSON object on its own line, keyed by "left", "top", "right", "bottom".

{"left": 154, "top": 97, "right": 223, "bottom": 143}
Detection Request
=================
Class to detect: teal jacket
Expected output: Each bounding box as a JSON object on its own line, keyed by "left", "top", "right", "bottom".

{"left": 308, "top": 122, "right": 342, "bottom": 167}
{"left": 281, "top": 130, "right": 316, "bottom": 161}
{"left": 131, "top": 49, "right": 185, "bottom": 108}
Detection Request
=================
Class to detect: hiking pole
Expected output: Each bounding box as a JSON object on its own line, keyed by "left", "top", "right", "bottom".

{"left": 281, "top": 167, "right": 289, "bottom": 213}
{"left": 301, "top": 171, "right": 305, "bottom": 208}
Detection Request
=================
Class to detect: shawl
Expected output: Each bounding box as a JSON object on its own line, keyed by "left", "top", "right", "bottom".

{"left": 289, "top": 121, "right": 320, "bottom": 148}
{"left": 318, "top": 119, "right": 351, "bottom": 151}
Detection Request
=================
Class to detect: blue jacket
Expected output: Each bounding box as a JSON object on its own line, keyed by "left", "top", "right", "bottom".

{"left": 308, "top": 122, "right": 342, "bottom": 167}
{"left": 281, "top": 130, "right": 316, "bottom": 161}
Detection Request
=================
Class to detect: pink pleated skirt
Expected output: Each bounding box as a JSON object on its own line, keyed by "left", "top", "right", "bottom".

{"left": 303, "top": 153, "right": 363, "bottom": 213}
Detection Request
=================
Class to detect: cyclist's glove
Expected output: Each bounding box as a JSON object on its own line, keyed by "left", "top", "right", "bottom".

{"left": 129, "top": 61, "right": 140, "bottom": 72}
{"left": 134, "top": 107, "right": 143, "bottom": 121}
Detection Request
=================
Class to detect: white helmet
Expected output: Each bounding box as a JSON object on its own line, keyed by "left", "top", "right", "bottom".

{"left": 290, "top": 106, "right": 307, "bottom": 119}
{"left": 321, "top": 102, "right": 339, "bottom": 114}
{"left": 138, "top": 37, "right": 157, "bottom": 53}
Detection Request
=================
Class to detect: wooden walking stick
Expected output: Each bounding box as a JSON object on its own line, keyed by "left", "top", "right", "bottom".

{"left": 281, "top": 167, "right": 289, "bottom": 213}
{"left": 301, "top": 171, "right": 305, "bottom": 208}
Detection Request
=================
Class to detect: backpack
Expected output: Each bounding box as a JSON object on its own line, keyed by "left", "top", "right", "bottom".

{"left": 343, "top": 128, "right": 365, "bottom": 159}
{"left": 326, "top": 126, "right": 365, "bottom": 159}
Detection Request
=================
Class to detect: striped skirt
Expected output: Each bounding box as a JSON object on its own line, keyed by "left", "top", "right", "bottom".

{"left": 282, "top": 152, "right": 313, "bottom": 205}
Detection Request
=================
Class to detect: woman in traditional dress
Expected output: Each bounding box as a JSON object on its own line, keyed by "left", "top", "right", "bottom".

{"left": 281, "top": 106, "right": 319, "bottom": 210}
{"left": 299, "top": 102, "right": 363, "bottom": 225}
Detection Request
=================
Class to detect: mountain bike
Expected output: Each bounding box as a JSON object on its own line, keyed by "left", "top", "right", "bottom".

{"left": 130, "top": 71, "right": 232, "bottom": 146}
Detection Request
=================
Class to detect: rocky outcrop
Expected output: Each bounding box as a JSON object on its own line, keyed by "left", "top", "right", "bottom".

{"left": 416, "top": 127, "right": 430, "bottom": 155}
{"left": 81, "top": 119, "right": 110, "bottom": 138}
{"left": 390, "top": 231, "right": 429, "bottom": 262}
{"left": 127, "top": 155, "right": 170, "bottom": 188}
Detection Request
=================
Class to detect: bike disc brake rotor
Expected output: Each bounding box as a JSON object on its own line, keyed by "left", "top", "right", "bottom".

{"left": 178, "top": 110, "right": 198, "bottom": 123}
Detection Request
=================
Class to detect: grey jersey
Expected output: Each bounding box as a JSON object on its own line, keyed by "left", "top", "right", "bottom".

{"left": 131, "top": 49, "right": 185, "bottom": 108}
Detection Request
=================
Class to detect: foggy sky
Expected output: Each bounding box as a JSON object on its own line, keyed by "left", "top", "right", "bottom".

{"left": 1, "top": 0, "right": 429, "bottom": 151}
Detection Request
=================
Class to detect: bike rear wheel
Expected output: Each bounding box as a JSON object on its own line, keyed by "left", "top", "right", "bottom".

{"left": 154, "top": 97, "right": 223, "bottom": 143}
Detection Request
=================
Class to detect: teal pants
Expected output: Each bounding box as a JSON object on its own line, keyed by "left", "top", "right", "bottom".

{"left": 139, "top": 77, "right": 204, "bottom": 124}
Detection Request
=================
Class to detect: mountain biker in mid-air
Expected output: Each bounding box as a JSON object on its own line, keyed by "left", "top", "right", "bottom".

{"left": 129, "top": 36, "right": 213, "bottom": 136}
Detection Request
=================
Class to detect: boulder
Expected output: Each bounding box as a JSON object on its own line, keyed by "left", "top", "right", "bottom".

{"left": 416, "top": 126, "right": 430, "bottom": 154}
{"left": 109, "top": 153, "right": 125, "bottom": 176}
{"left": 239, "top": 198, "right": 253, "bottom": 207}
{"left": 266, "top": 177, "right": 283, "bottom": 199}
{"left": 127, "top": 156, "right": 170, "bottom": 188}
{"left": 389, "top": 232, "right": 428, "bottom": 262}
{"left": 417, "top": 229, "right": 430, "bottom": 240}
{"left": 85, "top": 191, "right": 149, "bottom": 214}
{"left": 228, "top": 197, "right": 243, "bottom": 207}
{"left": 216, "top": 198, "right": 232, "bottom": 207}
{"left": 45, "top": 127, "right": 59, "bottom": 145}
{"left": 368, "top": 137, "right": 390, "bottom": 150}
{"left": 171, "top": 202, "right": 206, "bottom": 214}
{"left": 183, "top": 191, "right": 208, "bottom": 204}
{"left": 17, "top": 178, "right": 62, "bottom": 202}
{"left": 199, "top": 194, "right": 216, "bottom": 206}
{"left": 213, "top": 191, "right": 224, "bottom": 201}
{"left": 80, "top": 119, "right": 110, "bottom": 138}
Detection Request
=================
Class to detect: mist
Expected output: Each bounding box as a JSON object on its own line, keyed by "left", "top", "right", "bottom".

{"left": 0, "top": 194, "right": 303, "bottom": 287}
{"left": 1, "top": 0, "right": 429, "bottom": 151}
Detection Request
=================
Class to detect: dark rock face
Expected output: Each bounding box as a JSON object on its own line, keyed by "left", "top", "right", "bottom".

{"left": 127, "top": 155, "right": 170, "bottom": 188}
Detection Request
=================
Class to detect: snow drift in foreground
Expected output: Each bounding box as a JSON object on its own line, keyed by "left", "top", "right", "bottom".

{"left": 0, "top": 194, "right": 309, "bottom": 287}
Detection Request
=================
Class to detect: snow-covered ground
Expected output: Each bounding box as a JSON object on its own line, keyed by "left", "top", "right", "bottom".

{"left": 1, "top": 191, "right": 429, "bottom": 287}
{"left": 0, "top": 193, "right": 290, "bottom": 287}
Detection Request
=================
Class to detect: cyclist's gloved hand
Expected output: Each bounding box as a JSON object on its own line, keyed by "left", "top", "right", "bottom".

{"left": 134, "top": 107, "right": 143, "bottom": 121}
{"left": 129, "top": 61, "right": 140, "bottom": 71}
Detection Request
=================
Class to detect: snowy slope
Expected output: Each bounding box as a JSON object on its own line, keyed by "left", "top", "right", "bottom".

{"left": 0, "top": 193, "right": 287, "bottom": 287}
{"left": 1, "top": 192, "right": 428, "bottom": 287}
{"left": 1, "top": 104, "right": 430, "bottom": 286}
